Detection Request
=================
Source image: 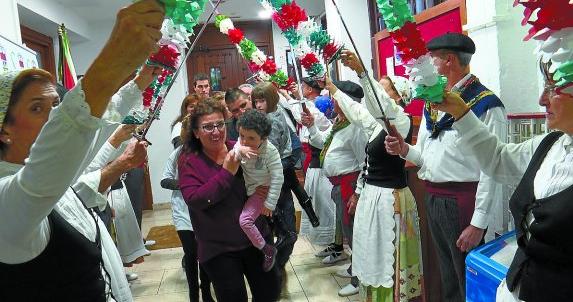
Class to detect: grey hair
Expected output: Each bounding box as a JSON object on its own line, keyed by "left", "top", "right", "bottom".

{"left": 437, "top": 50, "right": 473, "bottom": 67}
{"left": 238, "top": 83, "right": 254, "bottom": 90}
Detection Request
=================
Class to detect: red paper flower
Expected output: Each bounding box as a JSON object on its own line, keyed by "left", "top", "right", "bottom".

{"left": 323, "top": 42, "right": 341, "bottom": 61}
{"left": 286, "top": 77, "right": 295, "bottom": 88}
{"left": 142, "top": 87, "right": 154, "bottom": 107}
{"left": 301, "top": 53, "right": 319, "bottom": 69}
{"left": 228, "top": 28, "right": 244, "bottom": 44}
{"left": 272, "top": 1, "right": 308, "bottom": 31}
{"left": 261, "top": 58, "right": 278, "bottom": 75}
{"left": 515, "top": 0, "right": 573, "bottom": 40}
{"left": 248, "top": 61, "right": 261, "bottom": 72}
{"left": 148, "top": 44, "right": 180, "bottom": 70}
{"left": 390, "top": 22, "right": 428, "bottom": 62}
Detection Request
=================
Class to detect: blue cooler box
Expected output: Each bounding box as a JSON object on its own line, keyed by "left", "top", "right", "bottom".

{"left": 466, "top": 231, "right": 517, "bottom": 302}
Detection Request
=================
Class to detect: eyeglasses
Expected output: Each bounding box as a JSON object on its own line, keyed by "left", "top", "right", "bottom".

{"left": 200, "top": 121, "right": 226, "bottom": 133}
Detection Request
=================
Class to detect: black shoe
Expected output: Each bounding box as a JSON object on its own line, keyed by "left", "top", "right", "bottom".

{"left": 300, "top": 197, "right": 320, "bottom": 227}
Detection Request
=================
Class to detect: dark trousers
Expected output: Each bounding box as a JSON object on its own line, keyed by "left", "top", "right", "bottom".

{"left": 123, "top": 167, "right": 144, "bottom": 230}
{"left": 177, "top": 230, "right": 214, "bottom": 302}
{"left": 201, "top": 246, "right": 281, "bottom": 302}
{"left": 425, "top": 193, "right": 483, "bottom": 302}
{"left": 273, "top": 172, "right": 297, "bottom": 270}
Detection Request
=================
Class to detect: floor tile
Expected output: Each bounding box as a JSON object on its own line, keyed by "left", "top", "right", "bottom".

{"left": 158, "top": 268, "right": 189, "bottom": 294}
{"left": 130, "top": 282, "right": 160, "bottom": 297}
{"left": 133, "top": 292, "right": 189, "bottom": 302}
{"left": 280, "top": 291, "right": 308, "bottom": 301}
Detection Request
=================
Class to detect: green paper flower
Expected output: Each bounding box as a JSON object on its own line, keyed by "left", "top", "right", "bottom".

{"left": 376, "top": 0, "right": 414, "bottom": 32}
{"left": 309, "top": 30, "right": 330, "bottom": 50}
{"left": 239, "top": 40, "right": 258, "bottom": 60}
{"left": 270, "top": 70, "right": 289, "bottom": 87}
{"left": 554, "top": 61, "right": 573, "bottom": 87}
{"left": 215, "top": 14, "right": 229, "bottom": 28}
{"left": 284, "top": 28, "right": 302, "bottom": 45}
{"left": 268, "top": 0, "right": 292, "bottom": 10}
{"left": 308, "top": 63, "right": 324, "bottom": 78}
{"left": 160, "top": 0, "right": 207, "bottom": 31}
{"left": 414, "top": 76, "right": 447, "bottom": 103}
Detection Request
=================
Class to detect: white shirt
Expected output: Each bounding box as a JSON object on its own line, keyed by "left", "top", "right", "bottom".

{"left": 308, "top": 104, "right": 368, "bottom": 178}
{"left": 342, "top": 77, "right": 411, "bottom": 194}
{"left": 454, "top": 112, "right": 573, "bottom": 199}
{"left": 403, "top": 76, "right": 508, "bottom": 229}
{"left": 233, "top": 140, "right": 284, "bottom": 210}
{"left": 282, "top": 97, "right": 332, "bottom": 144}
{"left": 171, "top": 122, "right": 182, "bottom": 141}
{"left": 162, "top": 147, "right": 193, "bottom": 231}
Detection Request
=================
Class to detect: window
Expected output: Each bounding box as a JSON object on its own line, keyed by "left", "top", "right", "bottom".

{"left": 368, "top": 0, "right": 448, "bottom": 35}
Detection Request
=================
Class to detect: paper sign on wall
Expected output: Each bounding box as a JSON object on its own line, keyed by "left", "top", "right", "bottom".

{"left": 385, "top": 56, "right": 394, "bottom": 76}
{"left": 0, "top": 34, "right": 39, "bottom": 73}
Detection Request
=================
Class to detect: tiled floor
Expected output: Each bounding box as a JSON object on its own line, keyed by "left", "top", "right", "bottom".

{"left": 129, "top": 205, "right": 360, "bottom": 302}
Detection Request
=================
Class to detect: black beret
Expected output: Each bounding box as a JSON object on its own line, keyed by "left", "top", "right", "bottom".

{"left": 333, "top": 80, "right": 364, "bottom": 100}
{"left": 302, "top": 77, "right": 322, "bottom": 91}
{"left": 427, "top": 33, "right": 476, "bottom": 54}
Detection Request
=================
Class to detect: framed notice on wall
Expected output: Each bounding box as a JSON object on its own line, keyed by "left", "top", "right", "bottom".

{"left": 0, "top": 34, "right": 39, "bottom": 73}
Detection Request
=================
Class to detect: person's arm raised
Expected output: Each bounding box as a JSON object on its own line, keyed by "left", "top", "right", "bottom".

{"left": 82, "top": 0, "right": 164, "bottom": 118}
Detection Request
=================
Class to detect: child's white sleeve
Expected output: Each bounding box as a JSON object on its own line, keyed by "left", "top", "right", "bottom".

{"left": 264, "top": 144, "right": 284, "bottom": 211}
{"left": 232, "top": 140, "right": 243, "bottom": 161}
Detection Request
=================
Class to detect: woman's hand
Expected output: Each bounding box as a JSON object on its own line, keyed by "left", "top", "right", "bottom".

{"left": 385, "top": 124, "right": 408, "bottom": 157}
{"left": 433, "top": 91, "right": 470, "bottom": 120}
{"left": 83, "top": 0, "right": 165, "bottom": 117}
{"left": 109, "top": 124, "right": 137, "bottom": 148}
{"left": 340, "top": 50, "right": 365, "bottom": 75}
{"left": 223, "top": 150, "right": 241, "bottom": 175}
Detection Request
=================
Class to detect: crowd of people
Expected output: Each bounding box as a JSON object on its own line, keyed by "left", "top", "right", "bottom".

{"left": 0, "top": 1, "right": 572, "bottom": 302}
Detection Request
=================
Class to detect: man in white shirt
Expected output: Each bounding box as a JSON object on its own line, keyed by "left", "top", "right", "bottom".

{"left": 385, "top": 33, "right": 508, "bottom": 302}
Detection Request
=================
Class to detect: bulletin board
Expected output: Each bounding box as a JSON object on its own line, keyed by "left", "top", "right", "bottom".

{"left": 0, "top": 34, "right": 39, "bottom": 73}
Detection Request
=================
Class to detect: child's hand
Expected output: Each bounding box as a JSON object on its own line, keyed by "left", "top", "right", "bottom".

{"left": 238, "top": 145, "right": 259, "bottom": 159}
{"left": 261, "top": 206, "right": 273, "bottom": 217}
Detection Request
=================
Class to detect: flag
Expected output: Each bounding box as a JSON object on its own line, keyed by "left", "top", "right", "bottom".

{"left": 57, "top": 24, "right": 77, "bottom": 90}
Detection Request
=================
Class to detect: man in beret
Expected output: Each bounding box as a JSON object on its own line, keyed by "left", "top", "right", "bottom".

{"left": 386, "top": 32, "right": 508, "bottom": 301}
{"left": 301, "top": 78, "right": 368, "bottom": 297}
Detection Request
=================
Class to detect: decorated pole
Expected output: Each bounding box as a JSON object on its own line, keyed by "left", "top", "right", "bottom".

{"left": 135, "top": 0, "right": 223, "bottom": 143}
{"left": 329, "top": 0, "right": 394, "bottom": 132}
{"left": 214, "top": 14, "right": 294, "bottom": 89}
{"left": 375, "top": 0, "right": 447, "bottom": 103}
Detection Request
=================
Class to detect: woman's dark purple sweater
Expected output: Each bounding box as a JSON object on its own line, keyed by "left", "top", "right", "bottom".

{"left": 178, "top": 141, "right": 270, "bottom": 263}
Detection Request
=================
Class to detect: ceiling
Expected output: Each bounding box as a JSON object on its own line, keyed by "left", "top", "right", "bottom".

{"left": 53, "top": 0, "right": 326, "bottom": 22}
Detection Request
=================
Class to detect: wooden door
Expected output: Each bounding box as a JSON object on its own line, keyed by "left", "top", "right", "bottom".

{"left": 20, "top": 26, "right": 56, "bottom": 77}
{"left": 186, "top": 21, "right": 273, "bottom": 92}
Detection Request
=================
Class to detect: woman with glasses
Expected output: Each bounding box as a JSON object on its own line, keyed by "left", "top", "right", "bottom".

{"left": 178, "top": 98, "right": 280, "bottom": 302}
{"left": 424, "top": 60, "right": 573, "bottom": 301}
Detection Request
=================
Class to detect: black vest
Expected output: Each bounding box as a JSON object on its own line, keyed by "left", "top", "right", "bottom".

{"left": 308, "top": 145, "right": 322, "bottom": 169}
{"left": 506, "top": 131, "right": 573, "bottom": 301}
{"left": 363, "top": 129, "right": 408, "bottom": 189}
{"left": 0, "top": 208, "right": 107, "bottom": 301}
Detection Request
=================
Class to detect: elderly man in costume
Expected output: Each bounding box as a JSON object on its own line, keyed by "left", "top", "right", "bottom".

{"left": 385, "top": 33, "right": 508, "bottom": 302}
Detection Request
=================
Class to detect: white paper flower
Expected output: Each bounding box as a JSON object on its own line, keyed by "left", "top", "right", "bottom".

{"left": 251, "top": 50, "right": 267, "bottom": 66}
{"left": 297, "top": 20, "right": 320, "bottom": 39}
{"left": 258, "top": 71, "right": 271, "bottom": 81}
{"left": 535, "top": 28, "right": 573, "bottom": 73}
{"left": 406, "top": 54, "right": 439, "bottom": 87}
{"left": 219, "top": 18, "right": 235, "bottom": 35}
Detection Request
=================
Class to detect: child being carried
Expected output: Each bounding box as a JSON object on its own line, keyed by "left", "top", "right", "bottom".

{"left": 234, "top": 109, "right": 284, "bottom": 272}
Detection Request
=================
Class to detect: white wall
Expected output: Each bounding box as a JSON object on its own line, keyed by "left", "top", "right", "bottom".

{"left": 325, "top": 0, "right": 373, "bottom": 83}
{"left": 0, "top": 0, "right": 22, "bottom": 44}
{"left": 272, "top": 22, "right": 291, "bottom": 75}
{"left": 465, "top": 0, "right": 540, "bottom": 113}
{"left": 17, "top": 0, "right": 91, "bottom": 39}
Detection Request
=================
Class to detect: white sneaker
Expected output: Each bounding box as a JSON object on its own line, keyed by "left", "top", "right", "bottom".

{"left": 315, "top": 244, "right": 343, "bottom": 258}
{"left": 126, "top": 273, "right": 138, "bottom": 282}
{"left": 144, "top": 240, "right": 156, "bottom": 247}
{"left": 335, "top": 266, "right": 352, "bottom": 278}
{"left": 338, "top": 283, "right": 359, "bottom": 297}
{"left": 322, "top": 252, "right": 348, "bottom": 265}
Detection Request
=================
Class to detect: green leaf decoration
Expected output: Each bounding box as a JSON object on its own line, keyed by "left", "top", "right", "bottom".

{"left": 414, "top": 76, "right": 447, "bottom": 103}
{"left": 215, "top": 14, "right": 229, "bottom": 28}
{"left": 309, "top": 30, "right": 330, "bottom": 50}
{"left": 270, "top": 70, "right": 289, "bottom": 87}
{"left": 268, "top": 0, "right": 292, "bottom": 10}
{"left": 554, "top": 60, "right": 573, "bottom": 87}
{"left": 308, "top": 63, "right": 324, "bottom": 78}
{"left": 284, "top": 28, "right": 302, "bottom": 45}
{"left": 239, "top": 39, "right": 258, "bottom": 60}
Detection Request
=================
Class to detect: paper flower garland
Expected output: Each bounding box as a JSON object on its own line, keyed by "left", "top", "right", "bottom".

{"left": 215, "top": 15, "right": 293, "bottom": 88}
{"left": 515, "top": 0, "right": 573, "bottom": 95}
{"left": 261, "top": 0, "right": 344, "bottom": 77}
{"left": 160, "top": 0, "right": 208, "bottom": 31}
{"left": 376, "top": 0, "right": 446, "bottom": 103}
